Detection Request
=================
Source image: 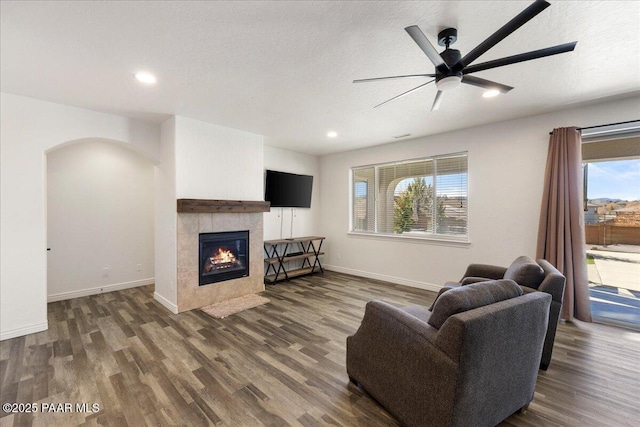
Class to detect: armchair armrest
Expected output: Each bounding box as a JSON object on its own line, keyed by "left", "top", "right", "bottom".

{"left": 538, "top": 275, "right": 566, "bottom": 303}
{"left": 536, "top": 259, "right": 566, "bottom": 303}
{"left": 348, "top": 300, "right": 439, "bottom": 351}
{"left": 460, "top": 276, "right": 493, "bottom": 285}
{"left": 461, "top": 264, "right": 507, "bottom": 281}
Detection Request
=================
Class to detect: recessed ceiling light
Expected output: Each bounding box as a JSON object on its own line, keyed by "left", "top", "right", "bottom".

{"left": 482, "top": 89, "right": 500, "bottom": 98}
{"left": 327, "top": 131, "right": 338, "bottom": 138}
{"left": 393, "top": 134, "right": 412, "bottom": 139}
{"left": 135, "top": 71, "right": 157, "bottom": 84}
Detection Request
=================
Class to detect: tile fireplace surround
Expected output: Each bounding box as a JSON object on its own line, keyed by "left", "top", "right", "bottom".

{"left": 176, "top": 200, "right": 270, "bottom": 312}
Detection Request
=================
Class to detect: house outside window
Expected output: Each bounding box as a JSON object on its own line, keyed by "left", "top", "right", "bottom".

{"left": 351, "top": 152, "right": 468, "bottom": 241}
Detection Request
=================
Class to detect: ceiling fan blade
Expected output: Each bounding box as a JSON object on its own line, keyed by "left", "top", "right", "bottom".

{"left": 374, "top": 79, "right": 435, "bottom": 108}
{"left": 463, "top": 42, "right": 577, "bottom": 74}
{"left": 431, "top": 90, "right": 444, "bottom": 111}
{"left": 456, "top": 0, "right": 550, "bottom": 69}
{"left": 405, "top": 26, "right": 450, "bottom": 72}
{"left": 461, "top": 75, "right": 513, "bottom": 93}
{"left": 353, "top": 73, "right": 436, "bottom": 83}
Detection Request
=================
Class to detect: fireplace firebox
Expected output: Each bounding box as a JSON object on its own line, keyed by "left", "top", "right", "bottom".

{"left": 199, "top": 231, "right": 249, "bottom": 286}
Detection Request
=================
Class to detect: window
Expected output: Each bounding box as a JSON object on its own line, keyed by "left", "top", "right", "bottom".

{"left": 580, "top": 129, "right": 640, "bottom": 329}
{"left": 351, "top": 153, "right": 468, "bottom": 240}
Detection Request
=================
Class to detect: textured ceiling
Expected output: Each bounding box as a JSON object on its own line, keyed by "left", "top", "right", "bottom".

{"left": 2, "top": 1, "right": 639, "bottom": 155}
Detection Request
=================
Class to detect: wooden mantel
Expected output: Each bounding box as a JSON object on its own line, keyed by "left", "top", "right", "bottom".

{"left": 177, "top": 199, "right": 271, "bottom": 213}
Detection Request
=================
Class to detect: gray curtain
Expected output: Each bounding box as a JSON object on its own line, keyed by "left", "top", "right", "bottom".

{"left": 537, "top": 127, "right": 592, "bottom": 322}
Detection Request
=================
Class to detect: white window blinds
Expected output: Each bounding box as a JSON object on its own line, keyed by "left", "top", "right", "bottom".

{"left": 351, "top": 152, "right": 468, "bottom": 239}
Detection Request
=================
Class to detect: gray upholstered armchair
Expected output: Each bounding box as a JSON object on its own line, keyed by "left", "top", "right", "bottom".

{"left": 455, "top": 256, "right": 566, "bottom": 370}
{"left": 347, "top": 280, "right": 551, "bottom": 427}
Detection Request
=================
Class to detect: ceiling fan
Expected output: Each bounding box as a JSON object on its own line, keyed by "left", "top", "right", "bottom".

{"left": 354, "top": 0, "right": 577, "bottom": 111}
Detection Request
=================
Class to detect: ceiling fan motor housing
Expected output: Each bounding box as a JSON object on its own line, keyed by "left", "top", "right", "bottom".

{"left": 435, "top": 47, "right": 463, "bottom": 90}
{"left": 439, "top": 48, "right": 462, "bottom": 68}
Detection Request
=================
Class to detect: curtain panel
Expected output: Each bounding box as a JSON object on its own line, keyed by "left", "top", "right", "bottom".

{"left": 537, "top": 127, "right": 592, "bottom": 322}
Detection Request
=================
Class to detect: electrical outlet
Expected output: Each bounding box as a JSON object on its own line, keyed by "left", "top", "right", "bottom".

{"left": 103, "top": 267, "right": 109, "bottom": 277}
{"left": 136, "top": 264, "right": 142, "bottom": 271}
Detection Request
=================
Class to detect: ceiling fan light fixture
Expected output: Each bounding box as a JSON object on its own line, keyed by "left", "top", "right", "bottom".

{"left": 482, "top": 89, "right": 500, "bottom": 98}
{"left": 435, "top": 75, "right": 462, "bottom": 91}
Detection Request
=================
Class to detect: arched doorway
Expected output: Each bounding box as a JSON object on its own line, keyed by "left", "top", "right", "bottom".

{"left": 46, "top": 138, "right": 156, "bottom": 301}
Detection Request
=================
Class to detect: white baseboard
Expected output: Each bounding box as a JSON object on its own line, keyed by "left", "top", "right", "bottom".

{"left": 154, "top": 292, "right": 178, "bottom": 314}
{"left": 323, "top": 264, "right": 442, "bottom": 292}
{"left": 47, "top": 278, "right": 155, "bottom": 302}
{"left": 1, "top": 321, "right": 48, "bottom": 341}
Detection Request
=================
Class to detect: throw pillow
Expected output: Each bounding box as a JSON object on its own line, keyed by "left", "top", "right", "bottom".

{"left": 428, "top": 279, "right": 523, "bottom": 329}
{"left": 504, "top": 256, "right": 545, "bottom": 289}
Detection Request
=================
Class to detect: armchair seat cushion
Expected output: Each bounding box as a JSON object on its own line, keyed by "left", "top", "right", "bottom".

{"left": 504, "top": 256, "right": 545, "bottom": 289}
{"left": 428, "top": 280, "right": 523, "bottom": 329}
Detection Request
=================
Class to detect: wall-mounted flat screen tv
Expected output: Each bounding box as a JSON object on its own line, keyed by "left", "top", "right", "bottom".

{"left": 264, "top": 170, "right": 313, "bottom": 208}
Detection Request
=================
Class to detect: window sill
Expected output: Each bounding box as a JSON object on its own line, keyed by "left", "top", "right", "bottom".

{"left": 347, "top": 231, "right": 470, "bottom": 246}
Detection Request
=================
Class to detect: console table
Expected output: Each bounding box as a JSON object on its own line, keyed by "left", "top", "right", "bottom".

{"left": 263, "top": 236, "right": 325, "bottom": 284}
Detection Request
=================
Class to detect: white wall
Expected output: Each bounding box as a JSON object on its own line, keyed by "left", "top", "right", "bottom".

{"left": 154, "top": 118, "right": 178, "bottom": 312}
{"left": 263, "top": 146, "right": 321, "bottom": 240}
{"left": 175, "top": 116, "right": 263, "bottom": 200}
{"left": 319, "top": 96, "right": 640, "bottom": 291}
{"left": 0, "top": 93, "right": 160, "bottom": 340}
{"left": 47, "top": 139, "right": 155, "bottom": 301}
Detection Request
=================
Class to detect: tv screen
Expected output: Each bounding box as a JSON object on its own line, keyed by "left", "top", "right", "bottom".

{"left": 265, "top": 170, "right": 313, "bottom": 208}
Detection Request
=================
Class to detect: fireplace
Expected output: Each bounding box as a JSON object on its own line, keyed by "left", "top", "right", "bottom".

{"left": 199, "top": 230, "right": 249, "bottom": 286}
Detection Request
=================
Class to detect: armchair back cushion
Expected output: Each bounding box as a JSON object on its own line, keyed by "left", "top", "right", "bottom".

{"left": 504, "top": 256, "right": 545, "bottom": 289}
{"left": 428, "top": 280, "right": 523, "bottom": 329}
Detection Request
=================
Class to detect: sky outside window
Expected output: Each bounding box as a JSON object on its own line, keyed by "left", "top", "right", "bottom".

{"left": 587, "top": 159, "right": 640, "bottom": 200}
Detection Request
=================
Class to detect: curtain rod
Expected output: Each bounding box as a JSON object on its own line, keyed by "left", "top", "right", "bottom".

{"left": 548, "top": 119, "right": 640, "bottom": 135}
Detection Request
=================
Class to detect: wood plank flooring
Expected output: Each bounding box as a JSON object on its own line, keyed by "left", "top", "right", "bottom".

{"left": 1, "top": 271, "right": 639, "bottom": 426}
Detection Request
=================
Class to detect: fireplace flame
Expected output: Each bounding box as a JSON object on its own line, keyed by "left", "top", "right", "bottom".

{"left": 211, "top": 248, "right": 237, "bottom": 265}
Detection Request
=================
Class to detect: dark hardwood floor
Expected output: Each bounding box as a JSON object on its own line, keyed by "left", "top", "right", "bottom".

{"left": 1, "top": 271, "right": 638, "bottom": 426}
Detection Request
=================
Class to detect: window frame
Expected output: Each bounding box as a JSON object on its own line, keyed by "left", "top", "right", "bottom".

{"left": 349, "top": 152, "right": 470, "bottom": 244}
